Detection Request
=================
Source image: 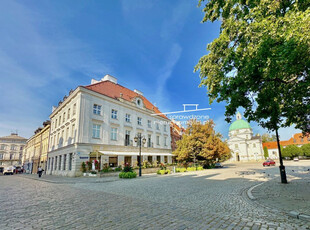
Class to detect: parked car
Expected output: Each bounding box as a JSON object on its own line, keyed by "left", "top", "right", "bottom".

{"left": 214, "top": 163, "right": 223, "bottom": 168}
{"left": 263, "top": 160, "right": 276, "bottom": 167}
{"left": 0, "top": 167, "right": 4, "bottom": 174}
{"left": 3, "top": 166, "right": 14, "bottom": 175}
{"left": 293, "top": 157, "right": 299, "bottom": 161}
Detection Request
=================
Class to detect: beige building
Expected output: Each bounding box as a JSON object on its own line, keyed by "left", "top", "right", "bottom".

{"left": 0, "top": 133, "right": 27, "bottom": 167}
{"left": 23, "top": 121, "right": 50, "bottom": 173}
{"left": 47, "top": 75, "right": 172, "bottom": 177}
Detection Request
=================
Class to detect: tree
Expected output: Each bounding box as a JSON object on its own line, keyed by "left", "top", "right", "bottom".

{"left": 195, "top": 0, "right": 310, "bottom": 183}
{"left": 263, "top": 146, "right": 269, "bottom": 159}
{"left": 301, "top": 143, "right": 310, "bottom": 157}
{"left": 173, "top": 119, "right": 231, "bottom": 166}
{"left": 282, "top": 145, "right": 302, "bottom": 159}
{"left": 262, "top": 134, "right": 276, "bottom": 143}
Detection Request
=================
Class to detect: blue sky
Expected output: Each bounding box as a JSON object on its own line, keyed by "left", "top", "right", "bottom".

{"left": 0, "top": 0, "right": 300, "bottom": 140}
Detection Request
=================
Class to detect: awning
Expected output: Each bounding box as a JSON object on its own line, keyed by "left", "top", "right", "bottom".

{"left": 89, "top": 151, "right": 105, "bottom": 157}
{"left": 98, "top": 151, "right": 172, "bottom": 156}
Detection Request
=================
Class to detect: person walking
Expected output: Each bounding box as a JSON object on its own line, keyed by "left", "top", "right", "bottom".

{"left": 37, "top": 166, "right": 44, "bottom": 178}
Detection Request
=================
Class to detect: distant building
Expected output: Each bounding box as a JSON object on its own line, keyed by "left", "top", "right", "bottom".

{"left": 47, "top": 75, "right": 172, "bottom": 176}
{"left": 170, "top": 120, "right": 184, "bottom": 152}
{"left": 263, "top": 133, "right": 310, "bottom": 159}
{"left": 23, "top": 121, "right": 50, "bottom": 173}
{"left": 227, "top": 112, "right": 264, "bottom": 161}
{"left": 0, "top": 133, "right": 27, "bottom": 167}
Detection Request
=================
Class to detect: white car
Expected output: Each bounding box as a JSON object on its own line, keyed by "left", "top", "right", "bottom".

{"left": 293, "top": 157, "right": 299, "bottom": 162}
{"left": 3, "top": 166, "right": 14, "bottom": 175}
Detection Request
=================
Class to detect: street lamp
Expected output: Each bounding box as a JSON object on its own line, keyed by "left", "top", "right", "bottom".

{"left": 134, "top": 133, "right": 146, "bottom": 177}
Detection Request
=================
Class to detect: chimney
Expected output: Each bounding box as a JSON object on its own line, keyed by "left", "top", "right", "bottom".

{"left": 134, "top": 89, "right": 143, "bottom": 96}
{"left": 101, "top": 74, "right": 117, "bottom": 84}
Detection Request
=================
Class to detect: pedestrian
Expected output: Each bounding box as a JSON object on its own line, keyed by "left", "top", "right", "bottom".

{"left": 37, "top": 166, "right": 44, "bottom": 178}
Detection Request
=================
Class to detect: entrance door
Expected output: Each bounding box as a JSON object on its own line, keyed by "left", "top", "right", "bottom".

{"left": 236, "top": 153, "right": 240, "bottom": 161}
{"left": 125, "top": 156, "right": 131, "bottom": 166}
{"left": 109, "top": 157, "right": 118, "bottom": 167}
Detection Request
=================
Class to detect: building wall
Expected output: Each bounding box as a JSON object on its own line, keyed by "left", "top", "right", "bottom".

{"left": 228, "top": 128, "right": 264, "bottom": 162}
{"left": 0, "top": 134, "right": 26, "bottom": 167}
{"left": 47, "top": 85, "right": 172, "bottom": 176}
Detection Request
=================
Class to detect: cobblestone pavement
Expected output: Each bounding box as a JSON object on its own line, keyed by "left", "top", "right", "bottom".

{"left": 251, "top": 161, "right": 310, "bottom": 216}
{"left": 0, "top": 161, "right": 309, "bottom": 230}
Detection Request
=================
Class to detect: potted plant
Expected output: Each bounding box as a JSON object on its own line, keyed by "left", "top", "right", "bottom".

{"left": 81, "top": 162, "right": 87, "bottom": 176}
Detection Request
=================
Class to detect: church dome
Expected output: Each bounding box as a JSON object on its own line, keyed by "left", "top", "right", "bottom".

{"left": 229, "top": 112, "right": 251, "bottom": 131}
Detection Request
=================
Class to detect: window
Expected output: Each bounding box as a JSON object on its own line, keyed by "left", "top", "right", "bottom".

{"left": 148, "top": 120, "right": 152, "bottom": 128}
{"left": 235, "top": 144, "right": 238, "bottom": 148}
{"left": 156, "top": 136, "right": 160, "bottom": 145}
{"left": 59, "top": 116, "right": 61, "bottom": 126}
{"left": 69, "top": 153, "right": 72, "bottom": 170}
{"left": 157, "top": 156, "right": 160, "bottom": 164}
{"left": 55, "top": 156, "right": 57, "bottom": 170}
{"left": 63, "top": 113, "right": 66, "bottom": 122}
{"left": 73, "top": 103, "right": 76, "bottom": 115}
{"left": 125, "top": 114, "right": 131, "bottom": 123}
{"left": 111, "top": 109, "right": 118, "bottom": 119}
{"left": 71, "top": 124, "right": 75, "bottom": 138}
{"left": 0, "top": 145, "right": 5, "bottom": 150}
{"left": 164, "top": 125, "right": 167, "bottom": 132}
{"left": 59, "top": 155, "right": 62, "bottom": 170}
{"left": 66, "top": 127, "right": 69, "bottom": 141}
{"left": 10, "top": 153, "right": 13, "bottom": 160}
{"left": 92, "top": 124, "right": 101, "bottom": 138}
{"left": 67, "top": 108, "right": 71, "bottom": 119}
{"left": 111, "top": 128, "right": 117, "bottom": 141}
{"left": 137, "top": 117, "right": 142, "bottom": 125}
{"left": 63, "top": 154, "right": 67, "bottom": 170}
{"left": 156, "top": 123, "right": 160, "bottom": 130}
{"left": 148, "top": 135, "right": 152, "bottom": 147}
{"left": 20, "top": 146, "right": 23, "bottom": 150}
{"left": 93, "top": 104, "right": 101, "bottom": 115}
{"left": 164, "top": 137, "right": 167, "bottom": 146}
{"left": 55, "top": 119, "right": 57, "bottom": 129}
{"left": 0, "top": 154, "right": 3, "bottom": 160}
{"left": 10, "top": 145, "right": 15, "bottom": 150}
{"left": 125, "top": 130, "right": 130, "bottom": 146}
{"left": 253, "top": 143, "right": 256, "bottom": 148}
{"left": 246, "top": 135, "right": 248, "bottom": 139}
{"left": 301, "top": 138, "right": 304, "bottom": 142}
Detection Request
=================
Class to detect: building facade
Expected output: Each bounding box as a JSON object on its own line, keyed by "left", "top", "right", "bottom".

{"left": 263, "top": 133, "right": 310, "bottom": 159}
{"left": 0, "top": 133, "right": 27, "bottom": 167}
{"left": 47, "top": 75, "right": 172, "bottom": 177}
{"left": 227, "top": 112, "right": 264, "bottom": 161}
{"left": 22, "top": 121, "right": 50, "bottom": 173}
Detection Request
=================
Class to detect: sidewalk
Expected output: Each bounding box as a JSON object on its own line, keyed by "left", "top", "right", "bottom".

{"left": 17, "top": 172, "right": 160, "bottom": 184}
{"left": 17, "top": 174, "right": 120, "bottom": 184}
{"left": 251, "top": 169, "right": 310, "bottom": 218}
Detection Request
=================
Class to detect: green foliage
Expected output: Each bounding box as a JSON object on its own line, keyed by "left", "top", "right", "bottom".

{"left": 86, "top": 161, "right": 92, "bottom": 171}
{"left": 262, "top": 134, "right": 277, "bottom": 143}
{"left": 173, "top": 119, "right": 231, "bottom": 164}
{"left": 157, "top": 170, "right": 171, "bottom": 175}
{"left": 301, "top": 143, "right": 310, "bottom": 157}
{"left": 81, "top": 162, "right": 86, "bottom": 173}
{"left": 101, "top": 166, "right": 112, "bottom": 173}
{"left": 196, "top": 0, "right": 310, "bottom": 134}
{"left": 187, "top": 166, "right": 204, "bottom": 171}
{"left": 176, "top": 168, "right": 187, "bottom": 173}
{"left": 123, "top": 164, "right": 133, "bottom": 172}
{"left": 119, "top": 171, "right": 137, "bottom": 179}
{"left": 264, "top": 146, "right": 269, "bottom": 159}
{"left": 90, "top": 171, "right": 97, "bottom": 174}
{"left": 114, "top": 166, "right": 122, "bottom": 172}
{"left": 282, "top": 145, "right": 302, "bottom": 159}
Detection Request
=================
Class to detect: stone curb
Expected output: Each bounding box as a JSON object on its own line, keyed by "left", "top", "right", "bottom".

{"left": 247, "top": 178, "right": 310, "bottom": 222}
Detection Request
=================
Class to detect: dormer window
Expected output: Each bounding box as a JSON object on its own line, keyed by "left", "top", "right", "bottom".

{"left": 136, "top": 98, "right": 143, "bottom": 108}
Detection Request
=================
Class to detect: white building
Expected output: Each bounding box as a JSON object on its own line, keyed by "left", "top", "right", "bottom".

{"left": 0, "top": 133, "right": 27, "bottom": 167}
{"left": 227, "top": 112, "right": 264, "bottom": 161}
{"left": 47, "top": 75, "right": 172, "bottom": 176}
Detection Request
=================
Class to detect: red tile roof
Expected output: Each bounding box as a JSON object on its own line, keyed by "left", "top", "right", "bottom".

{"left": 263, "top": 133, "right": 310, "bottom": 149}
{"left": 83, "top": 80, "right": 169, "bottom": 119}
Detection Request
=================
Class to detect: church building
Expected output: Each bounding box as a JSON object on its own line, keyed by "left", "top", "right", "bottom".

{"left": 227, "top": 112, "right": 264, "bottom": 162}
